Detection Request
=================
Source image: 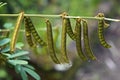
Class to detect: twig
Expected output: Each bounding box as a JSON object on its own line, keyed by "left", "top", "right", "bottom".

{"left": 0, "top": 29, "right": 9, "bottom": 32}
{"left": 0, "top": 14, "right": 120, "bottom": 22}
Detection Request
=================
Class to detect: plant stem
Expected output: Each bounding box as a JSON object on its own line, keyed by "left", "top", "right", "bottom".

{"left": 0, "top": 29, "right": 9, "bottom": 32}
{"left": 0, "top": 14, "right": 120, "bottom": 22}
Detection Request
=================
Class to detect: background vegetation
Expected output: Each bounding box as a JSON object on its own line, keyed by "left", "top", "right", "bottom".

{"left": 0, "top": 0, "right": 120, "bottom": 80}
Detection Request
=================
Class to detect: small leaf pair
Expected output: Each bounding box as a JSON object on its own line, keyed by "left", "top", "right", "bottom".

{"left": 15, "top": 64, "right": 40, "bottom": 80}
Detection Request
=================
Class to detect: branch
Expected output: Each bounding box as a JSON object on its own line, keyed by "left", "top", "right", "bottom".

{"left": 0, "top": 14, "right": 120, "bottom": 22}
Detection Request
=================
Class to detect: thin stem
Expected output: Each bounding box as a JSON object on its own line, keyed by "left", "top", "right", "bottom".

{"left": 104, "top": 18, "right": 120, "bottom": 22}
{"left": 0, "top": 14, "right": 120, "bottom": 22}
{"left": 0, "top": 29, "right": 9, "bottom": 32}
{"left": 24, "top": 14, "right": 62, "bottom": 17}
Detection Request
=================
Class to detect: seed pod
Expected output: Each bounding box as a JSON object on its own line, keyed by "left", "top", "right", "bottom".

{"left": 82, "top": 20, "right": 96, "bottom": 60}
{"left": 46, "top": 19, "right": 60, "bottom": 64}
{"left": 10, "top": 12, "right": 24, "bottom": 52}
{"left": 96, "top": 13, "right": 110, "bottom": 28}
{"left": 63, "top": 13, "right": 76, "bottom": 40}
{"left": 24, "top": 17, "right": 36, "bottom": 47}
{"left": 97, "top": 13, "right": 111, "bottom": 48}
{"left": 24, "top": 16, "right": 47, "bottom": 47}
{"left": 75, "top": 18, "right": 87, "bottom": 61}
{"left": 61, "top": 16, "right": 69, "bottom": 63}
{"left": 66, "top": 18, "right": 76, "bottom": 40}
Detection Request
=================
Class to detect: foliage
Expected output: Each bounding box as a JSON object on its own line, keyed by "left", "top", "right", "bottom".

{"left": 0, "top": 3, "right": 40, "bottom": 79}
{"left": 0, "top": 1, "right": 120, "bottom": 80}
{"left": 0, "top": 38, "right": 40, "bottom": 80}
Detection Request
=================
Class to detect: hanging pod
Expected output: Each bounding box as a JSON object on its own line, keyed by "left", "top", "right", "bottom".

{"left": 10, "top": 12, "right": 24, "bottom": 52}
{"left": 97, "top": 13, "right": 111, "bottom": 48}
{"left": 61, "top": 15, "right": 70, "bottom": 63}
{"left": 75, "top": 18, "right": 88, "bottom": 61}
{"left": 24, "top": 17, "right": 36, "bottom": 47}
{"left": 82, "top": 19, "right": 96, "bottom": 60}
{"left": 46, "top": 19, "right": 60, "bottom": 64}
{"left": 62, "top": 12, "right": 76, "bottom": 40}
{"left": 24, "top": 16, "right": 47, "bottom": 47}
{"left": 96, "top": 13, "right": 110, "bottom": 29}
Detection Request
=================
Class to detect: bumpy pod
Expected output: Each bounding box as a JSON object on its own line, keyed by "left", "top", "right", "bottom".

{"left": 63, "top": 13, "right": 76, "bottom": 40}
{"left": 97, "top": 13, "right": 111, "bottom": 48}
{"left": 24, "top": 17, "right": 35, "bottom": 47}
{"left": 24, "top": 16, "right": 47, "bottom": 47}
{"left": 82, "top": 20, "right": 96, "bottom": 60}
{"left": 75, "top": 18, "right": 87, "bottom": 61}
{"left": 96, "top": 13, "right": 110, "bottom": 28}
{"left": 46, "top": 19, "right": 60, "bottom": 64}
{"left": 65, "top": 18, "right": 76, "bottom": 40}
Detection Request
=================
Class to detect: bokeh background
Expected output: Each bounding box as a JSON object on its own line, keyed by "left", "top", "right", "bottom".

{"left": 0, "top": 0, "right": 120, "bottom": 80}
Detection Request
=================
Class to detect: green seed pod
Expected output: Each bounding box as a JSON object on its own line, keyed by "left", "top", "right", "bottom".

{"left": 46, "top": 19, "right": 60, "bottom": 64}
{"left": 96, "top": 13, "right": 110, "bottom": 28}
{"left": 24, "top": 16, "right": 47, "bottom": 47}
{"left": 65, "top": 18, "right": 76, "bottom": 40}
{"left": 82, "top": 20, "right": 96, "bottom": 60}
{"left": 75, "top": 18, "right": 87, "bottom": 61}
{"left": 24, "top": 17, "right": 35, "bottom": 47}
{"left": 61, "top": 16, "right": 69, "bottom": 63}
{"left": 63, "top": 13, "right": 76, "bottom": 40}
{"left": 97, "top": 13, "right": 111, "bottom": 48}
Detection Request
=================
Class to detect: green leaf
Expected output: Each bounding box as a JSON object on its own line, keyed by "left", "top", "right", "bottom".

{"left": 8, "top": 60, "right": 28, "bottom": 66}
{"left": 3, "top": 23, "right": 13, "bottom": 29}
{"left": 0, "top": 38, "right": 10, "bottom": 46}
{"left": 23, "top": 67, "right": 40, "bottom": 80}
{"left": 2, "top": 53, "right": 11, "bottom": 57}
{"left": 8, "top": 51, "right": 29, "bottom": 59}
{"left": 0, "top": 2, "right": 7, "bottom": 8}
{"left": 23, "top": 64, "right": 35, "bottom": 70}
{"left": 1, "top": 46, "right": 10, "bottom": 53}
{"left": 17, "top": 56, "right": 30, "bottom": 60}
{"left": 16, "top": 42, "right": 24, "bottom": 49}
{"left": 15, "top": 64, "right": 21, "bottom": 73}
{"left": 20, "top": 67, "right": 28, "bottom": 80}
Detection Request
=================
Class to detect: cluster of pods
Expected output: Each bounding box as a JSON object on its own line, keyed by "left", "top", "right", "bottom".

{"left": 10, "top": 12, "right": 111, "bottom": 64}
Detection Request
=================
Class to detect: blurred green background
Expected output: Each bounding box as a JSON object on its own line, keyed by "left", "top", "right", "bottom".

{"left": 0, "top": 0, "right": 120, "bottom": 80}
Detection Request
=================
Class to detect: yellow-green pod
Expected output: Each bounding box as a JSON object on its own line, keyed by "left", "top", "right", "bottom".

{"left": 97, "top": 13, "right": 111, "bottom": 48}
{"left": 82, "top": 20, "right": 96, "bottom": 60}
{"left": 61, "top": 17, "right": 69, "bottom": 63}
{"left": 46, "top": 19, "right": 60, "bottom": 64}
{"left": 24, "top": 16, "right": 47, "bottom": 47}
{"left": 65, "top": 18, "right": 76, "bottom": 40}
{"left": 24, "top": 17, "right": 35, "bottom": 47}
{"left": 63, "top": 13, "right": 76, "bottom": 40}
{"left": 96, "top": 13, "right": 110, "bottom": 28}
{"left": 10, "top": 12, "right": 24, "bottom": 52}
{"left": 75, "top": 18, "right": 87, "bottom": 61}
